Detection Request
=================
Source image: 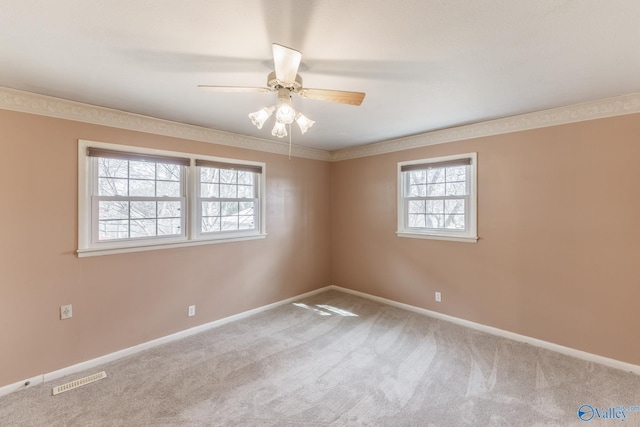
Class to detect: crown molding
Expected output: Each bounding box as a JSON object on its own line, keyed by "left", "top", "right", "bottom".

{"left": 0, "top": 87, "right": 332, "bottom": 162}
{"left": 3, "top": 87, "right": 640, "bottom": 163}
{"left": 331, "top": 93, "right": 640, "bottom": 161}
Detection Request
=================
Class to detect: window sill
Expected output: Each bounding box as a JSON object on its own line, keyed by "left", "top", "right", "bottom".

{"left": 396, "top": 231, "right": 478, "bottom": 243}
{"left": 77, "top": 234, "right": 267, "bottom": 257}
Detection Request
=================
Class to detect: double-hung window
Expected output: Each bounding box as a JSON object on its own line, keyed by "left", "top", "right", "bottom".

{"left": 195, "top": 160, "right": 261, "bottom": 236}
{"left": 88, "top": 148, "right": 189, "bottom": 243}
{"left": 397, "top": 153, "right": 477, "bottom": 242}
{"left": 78, "top": 140, "right": 266, "bottom": 257}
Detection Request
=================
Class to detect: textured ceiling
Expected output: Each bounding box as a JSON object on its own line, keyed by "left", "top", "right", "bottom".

{"left": 1, "top": 1, "right": 640, "bottom": 151}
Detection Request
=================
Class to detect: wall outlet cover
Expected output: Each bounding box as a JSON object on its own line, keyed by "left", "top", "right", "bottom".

{"left": 60, "top": 304, "right": 72, "bottom": 320}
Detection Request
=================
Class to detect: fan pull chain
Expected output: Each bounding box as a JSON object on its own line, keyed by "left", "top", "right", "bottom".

{"left": 288, "top": 123, "right": 292, "bottom": 160}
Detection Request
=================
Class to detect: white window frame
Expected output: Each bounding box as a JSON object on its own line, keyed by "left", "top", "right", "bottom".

{"left": 397, "top": 152, "right": 478, "bottom": 243}
{"left": 78, "top": 140, "right": 266, "bottom": 257}
{"left": 194, "top": 160, "right": 263, "bottom": 241}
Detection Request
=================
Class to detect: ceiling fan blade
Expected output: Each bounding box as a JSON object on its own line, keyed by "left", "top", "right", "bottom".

{"left": 298, "top": 88, "right": 366, "bottom": 106}
{"left": 198, "top": 85, "right": 272, "bottom": 93}
{"left": 272, "top": 43, "right": 302, "bottom": 85}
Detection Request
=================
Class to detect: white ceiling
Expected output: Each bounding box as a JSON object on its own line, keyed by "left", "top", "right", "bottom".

{"left": 2, "top": 1, "right": 640, "bottom": 152}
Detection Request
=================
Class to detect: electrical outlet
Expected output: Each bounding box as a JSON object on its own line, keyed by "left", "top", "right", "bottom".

{"left": 60, "top": 304, "right": 72, "bottom": 320}
{"left": 188, "top": 305, "right": 195, "bottom": 317}
{"left": 435, "top": 292, "right": 442, "bottom": 302}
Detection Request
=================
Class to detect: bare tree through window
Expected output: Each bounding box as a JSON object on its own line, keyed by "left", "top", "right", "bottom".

{"left": 96, "top": 158, "right": 183, "bottom": 241}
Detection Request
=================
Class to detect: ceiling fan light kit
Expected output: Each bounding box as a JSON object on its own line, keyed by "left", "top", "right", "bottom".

{"left": 200, "top": 43, "right": 365, "bottom": 140}
{"left": 249, "top": 87, "right": 315, "bottom": 138}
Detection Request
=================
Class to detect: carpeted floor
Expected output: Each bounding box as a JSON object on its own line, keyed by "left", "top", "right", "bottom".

{"left": 2, "top": 290, "right": 640, "bottom": 426}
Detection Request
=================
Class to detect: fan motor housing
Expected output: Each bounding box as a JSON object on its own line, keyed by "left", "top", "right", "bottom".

{"left": 267, "top": 71, "right": 303, "bottom": 92}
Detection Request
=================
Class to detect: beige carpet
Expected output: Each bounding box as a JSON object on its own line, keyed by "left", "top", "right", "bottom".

{"left": 2, "top": 290, "right": 640, "bottom": 426}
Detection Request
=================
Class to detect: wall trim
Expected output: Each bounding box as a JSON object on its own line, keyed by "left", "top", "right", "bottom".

{"left": 3, "top": 284, "right": 638, "bottom": 398}
{"left": 0, "top": 286, "right": 332, "bottom": 398}
{"left": 330, "top": 285, "right": 640, "bottom": 376}
{"left": 330, "top": 93, "right": 640, "bottom": 161}
{"left": 2, "top": 86, "right": 640, "bottom": 163}
{"left": 0, "top": 86, "right": 331, "bottom": 162}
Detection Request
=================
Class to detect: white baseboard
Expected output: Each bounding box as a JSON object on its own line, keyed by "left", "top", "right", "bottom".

{"left": 4, "top": 283, "right": 637, "bottom": 398}
{"left": 329, "top": 285, "right": 640, "bottom": 376}
{"left": 0, "top": 374, "right": 44, "bottom": 398}
{"left": 0, "top": 286, "right": 331, "bottom": 398}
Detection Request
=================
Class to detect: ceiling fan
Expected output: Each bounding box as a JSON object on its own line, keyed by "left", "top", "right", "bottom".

{"left": 198, "top": 43, "right": 366, "bottom": 138}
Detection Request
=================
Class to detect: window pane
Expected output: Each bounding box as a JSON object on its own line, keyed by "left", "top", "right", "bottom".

{"left": 98, "top": 177, "right": 128, "bottom": 196}
{"left": 201, "top": 183, "right": 219, "bottom": 198}
{"left": 446, "top": 182, "right": 467, "bottom": 196}
{"left": 445, "top": 199, "right": 465, "bottom": 214}
{"left": 129, "top": 161, "right": 155, "bottom": 179}
{"left": 237, "top": 185, "right": 254, "bottom": 199}
{"left": 129, "top": 179, "right": 155, "bottom": 197}
{"left": 157, "top": 181, "right": 181, "bottom": 197}
{"left": 158, "top": 218, "right": 181, "bottom": 235}
{"left": 409, "top": 170, "right": 426, "bottom": 185}
{"left": 426, "top": 200, "right": 444, "bottom": 214}
{"left": 427, "top": 169, "right": 445, "bottom": 184}
{"left": 446, "top": 166, "right": 466, "bottom": 182}
{"left": 408, "top": 214, "right": 425, "bottom": 227}
{"left": 202, "top": 201, "right": 220, "bottom": 217}
{"left": 445, "top": 214, "right": 465, "bottom": 229}
{"left": 99, "top": 201, "right": 129, "bottom": 220}
{"left": 157, "top": 164, "right": 181, "bottom": 181}
{"left": 221, "top": 202, "right": 238, "bottom": 216}
{"left": 239, "top": 215, "right": 254, "bottom": 230}
{"left": 200, "top": 167, "right": 219, "bottom": 183}
{"left": 409, "top": 184, "right": 426, "bottom": 197}
{"left": 130, "top": 219, "right": 157, "bottom": 237}
{"left": 408, "top": 200, "right": 425, "bottom": 214}
{"left": 202, "top": 217, "right": 221, "bottom": 233}
{"left": 158, "top": 201, "right": 181, "bottom": 218}
{"left": 99, "top": 220, "right": 129, "bottom": 240}
{"left": 220, "top": 184, "right": 237, "bottom": 198}
{"left": 219, "top": 169, "right": 236, "bottom": 184}
{"left": 425, "top": 214, "right": 445, "bottom": 229}
{"left": 426, "top": 183, "right": 445, "bottom": 197}
{"left": 221, "top": 216, "right": 239, "bottom": 230}
{"left": 130, "top": 201, "right": 156, "bottom": 219}
{"left": 239, "top": 201, "right": 255, "bottom": 214}
{"left": 98, "top": 158, "right": 127, "bottom": 178}
{"left": 237, "top": 171, "right": 253, "bottom": 185}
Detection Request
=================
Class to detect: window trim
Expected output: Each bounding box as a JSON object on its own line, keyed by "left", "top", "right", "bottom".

{"left": 78, "top": 140, "right": 266, "bottom": 257}
{"left": 396, "top": 152, "right": 478, "bottom": 243}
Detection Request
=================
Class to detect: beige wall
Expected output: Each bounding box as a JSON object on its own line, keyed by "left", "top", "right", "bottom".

{"left": 0, "top": 110, "right": 332, "bottom": 387}
{"left": 332, "top": 113, "right": 640, "bottom": 366}
{"left": 2, "top": 105, "right": 640, "bottom": 388}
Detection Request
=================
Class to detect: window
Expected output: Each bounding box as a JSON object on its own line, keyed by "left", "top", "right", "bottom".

{"left": 90, "top": 148, "right": 188, "bottom": 243}
{"left": 195, "top": 160, "right": 261, "bottom": 236}
{"left": 397, "top": 153, "right": 477, "bottom": 242}
{"left": 78, "top": 140, "right": 266, "bottom": 257}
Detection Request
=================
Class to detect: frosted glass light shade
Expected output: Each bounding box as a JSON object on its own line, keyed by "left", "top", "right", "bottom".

{"left": 248, "top": 106, "right": 275, "bottom": 129}
{"left": 275, "top": 102, "right": 296, "bottom": 124}
{"left": 295, "top": 113, "right": 315, "bottom": 134}
{"left": 271, "top": 121, "right": 288, "bottom": 138}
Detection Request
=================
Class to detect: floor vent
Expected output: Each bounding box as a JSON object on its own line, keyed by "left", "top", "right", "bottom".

{"left": 52, "top": 371, "right": 107, "bottom": 396}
